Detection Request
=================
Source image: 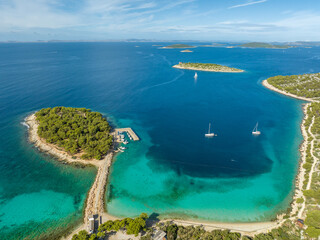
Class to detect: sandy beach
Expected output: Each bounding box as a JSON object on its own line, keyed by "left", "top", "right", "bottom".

{"left": 26, "top": 97, "right": 315, "bottom": 238}
{"left": 172, "top": 64, "right": 244, "bottom": 72}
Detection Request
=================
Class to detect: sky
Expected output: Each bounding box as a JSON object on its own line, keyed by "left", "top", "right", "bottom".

{"left": 1, "top": 0, "right": 320, "bottom": 42}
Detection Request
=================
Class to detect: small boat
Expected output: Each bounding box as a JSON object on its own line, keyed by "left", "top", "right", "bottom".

{"left": 117, "top": 148, "right": 124, "bottom": 152}
{"left": 194, "top": 72, "right": 198, "bottom": 79}
{"left": 120, "top": 146, "right": 127, "bottom": 150}
{"left": 205, "top": 123, "right": 215, "bottom": 138}
{"left": 123, "top": 140, "right": 129, "bottom": 145}
{"left": 252, "top": 122, "right": 261, "bottom": 135}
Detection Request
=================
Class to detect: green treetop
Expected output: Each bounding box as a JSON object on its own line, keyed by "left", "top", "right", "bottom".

{"left": 35, "top": 107, "right": 113, "bottom": 160}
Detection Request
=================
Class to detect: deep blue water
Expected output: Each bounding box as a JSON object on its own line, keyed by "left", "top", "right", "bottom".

{"left": 0, "top": 42, "right": 319, "bottom": 238}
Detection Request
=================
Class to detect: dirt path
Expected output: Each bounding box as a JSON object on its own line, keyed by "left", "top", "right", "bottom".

{"left": 84, "top": 152, "right": 113, "bottom": 225}
{"left": 306, "top": 116, "right": 317, "bottom": 190}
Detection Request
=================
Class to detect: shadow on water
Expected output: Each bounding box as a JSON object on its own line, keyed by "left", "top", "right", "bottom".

{"left": 146, "top": 144, "right": 273, "bottom": 178}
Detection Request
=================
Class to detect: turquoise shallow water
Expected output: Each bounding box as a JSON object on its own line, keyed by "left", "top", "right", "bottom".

{"left": 0, "top": 43, "right": 319, "bottom": 238}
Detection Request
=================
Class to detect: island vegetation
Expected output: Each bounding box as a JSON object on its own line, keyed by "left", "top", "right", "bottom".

{"left": 35, "top": 107, "right": 113, "bottom": 160}
{"left": 267, "top": 73, "right": 320, "bottom": 99}
{"left": 239, "top": 42, "right": 291, "bottom": 49}
{"left": 173, "top": 62, "right": 244, "bottom": 72}
{"left": 163, "top": 44, "right": 195, "bottom": 48}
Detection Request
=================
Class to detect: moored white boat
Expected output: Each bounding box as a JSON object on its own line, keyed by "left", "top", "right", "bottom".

{"left": 205, "top": 123, "right": 215, "bottom": 137}
{"left": 252, "top": 122, "right": 261, "bottom": 135}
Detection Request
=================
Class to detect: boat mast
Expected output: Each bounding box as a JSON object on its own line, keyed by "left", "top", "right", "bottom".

{"left": 208, "top": 123, "right": 211, "bottom": 134}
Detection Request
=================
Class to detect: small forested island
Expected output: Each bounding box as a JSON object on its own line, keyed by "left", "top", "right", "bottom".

{"left": 36, "top": 107, "right": 113, "bottom": 160}
{"left": 239, "top": 42, "right": 291, "bottom": 49}
{"left": 266, "top": 73, "right": 320, "bottom": 100}
{"left": 173, "top": 62, "right": 244, "bottom": 72}
{"left": 163, "top": 44, "right": 195, "bottom": 48}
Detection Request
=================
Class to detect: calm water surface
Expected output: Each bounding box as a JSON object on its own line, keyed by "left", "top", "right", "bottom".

{"left": 0, "top": 43, "right": 319, "bottom": 238}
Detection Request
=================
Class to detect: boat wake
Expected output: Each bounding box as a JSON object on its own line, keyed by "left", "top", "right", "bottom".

{"left": 139, "top": 71, "right": 185, "bottom": 92}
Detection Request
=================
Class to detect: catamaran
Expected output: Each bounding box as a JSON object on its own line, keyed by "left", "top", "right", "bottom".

{"left": 194, "top": 72, "right": 198, "bottom": 79}
{"left": 252, "top": 122, "right": 261, "bottom": 135}
{"left": 205, "top": 123, "right": 215, "bottom": 137}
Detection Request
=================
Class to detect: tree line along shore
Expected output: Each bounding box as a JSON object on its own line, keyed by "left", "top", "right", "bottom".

{"left": 263, "top": 73, "right": 320, "bottom": 239}
{"left": 26, "top": 71, "right": 320, "bottom": 239}
{"left": 35, "top": 107, "right": 113, "bottom": 160}
{"left": 172, "top": 62, "right": 244, "bottom": 72}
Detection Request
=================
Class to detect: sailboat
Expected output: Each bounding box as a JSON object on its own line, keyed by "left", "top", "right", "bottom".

{"left": 205, "top": 123, "right": 215, "bottom": 137}
{"left": 252, "top": 122, "right": 261, "bottom": 135}
{"left": 194, "top": 72, "right": 198, "bottom": 79}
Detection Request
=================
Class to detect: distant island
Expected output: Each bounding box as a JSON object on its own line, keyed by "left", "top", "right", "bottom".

{"left": 180, "top": 49, "right": 193, "bottom": 52}
{"left": 239, "top": 42, "right": 292, "bottom": 49}
{"left": 163, "top": 44, "right": 195, "bottom": 49}
{"left": 173, "top": 62, "right": 244, "bottom": 72}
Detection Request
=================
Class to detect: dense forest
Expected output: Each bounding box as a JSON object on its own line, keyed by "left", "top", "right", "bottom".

{"left": 267, "top": 73, "right": 320, "bottom": 99}
{"left": 35, "top": 107, "right": 113, "bottom": 160}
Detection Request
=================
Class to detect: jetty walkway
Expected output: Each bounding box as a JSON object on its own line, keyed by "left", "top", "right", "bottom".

{"left": 115, "top": 128, "right": 140, "bottom": 141}
{"left": 84, "top": 152, "right": 113, "bottom": 227}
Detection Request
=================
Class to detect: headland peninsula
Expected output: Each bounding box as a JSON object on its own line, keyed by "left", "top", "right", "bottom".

{"left": 25, "top": 107, "right": 144, "bottom": 239}
{"left": 173, "top": 62, "right": 244, "bottom": 72}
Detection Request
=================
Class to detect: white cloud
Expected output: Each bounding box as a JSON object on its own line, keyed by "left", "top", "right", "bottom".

{"left": 0, "top": 0, "right": 81, "bottom": 29}
{"left": 1, "top": 0, "right": 320, "bottom": 41}
{"left": 273, "top": 11, "right": 320, "bottom": 30}
{"left": 228, "top": 0, "right": 267, "bottom": 9}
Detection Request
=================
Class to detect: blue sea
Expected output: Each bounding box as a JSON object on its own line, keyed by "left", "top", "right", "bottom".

{"left": 0, "top": 42, "right": 319, "bottom": 239}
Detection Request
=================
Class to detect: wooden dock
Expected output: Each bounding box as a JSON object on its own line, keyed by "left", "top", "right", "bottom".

{"left": 115, "top": 128, "right": 140, "bottom": 141}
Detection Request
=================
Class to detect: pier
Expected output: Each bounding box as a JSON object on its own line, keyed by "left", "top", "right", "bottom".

{"left": 115, "top": 128, "right": 140, "bottom": 141}
{"left": 84, "top": 152, "right": 113, "bottom": 228}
